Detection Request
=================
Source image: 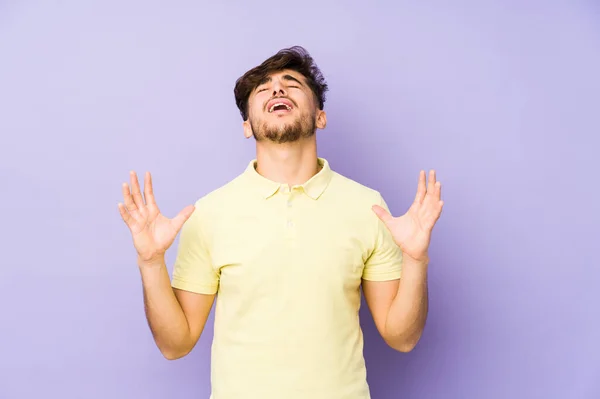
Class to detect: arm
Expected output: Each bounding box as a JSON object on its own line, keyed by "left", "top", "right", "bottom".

{"left": 139, "top": 256, "right": 215, "bottom": 360}
{"left": 367, "top": 169, "right": 443, "bottom": 352}
{"left": 117, "top": 170, "right": 216, "bottom": 361}
{"left": 362, "top": 256, "right": 428, "bottom": 352}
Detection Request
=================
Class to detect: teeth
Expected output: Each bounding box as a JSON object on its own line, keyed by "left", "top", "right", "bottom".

{"left": 269, "top": 102, "right": 292, "bottom": 112}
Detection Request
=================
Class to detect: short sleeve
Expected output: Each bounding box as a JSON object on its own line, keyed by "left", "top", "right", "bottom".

{"left": 362, "top": 193, "right": 403, "bottom": 281}
{"left": 171, "top": 202, "right": 220, "bottom": 294}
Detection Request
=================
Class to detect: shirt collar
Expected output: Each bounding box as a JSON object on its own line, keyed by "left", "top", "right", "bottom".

{"left": 243, "top": 157, "right": 333, "bottom": 200}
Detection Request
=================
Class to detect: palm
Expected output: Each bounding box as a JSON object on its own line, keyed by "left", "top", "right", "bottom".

{"left": 118, "top": 171, "right": 195, "bottom": 262}
{"left": 129, "top": 211, "right": 178, "bottom": 259}
{"left": 373, "top": 170, "right": 443, "bottom": 262}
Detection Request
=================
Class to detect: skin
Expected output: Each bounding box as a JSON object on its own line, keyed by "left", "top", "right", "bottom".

{"left": 118, "top": 68, "right": 443, "bottom": 359}
{"left": 367, "top": 169, "right": 443, "bottom": 351}
{"left": 242, "top": 70, "right": 327, "bottom": 186}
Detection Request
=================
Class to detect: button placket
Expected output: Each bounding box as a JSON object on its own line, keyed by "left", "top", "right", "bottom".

{"left": 283, "top": 186, "right": 296, "bottom": 239}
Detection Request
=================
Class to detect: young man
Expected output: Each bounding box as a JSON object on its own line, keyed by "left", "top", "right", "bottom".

{"left": 118, "top": 46, "right": 443, "bottom": 399}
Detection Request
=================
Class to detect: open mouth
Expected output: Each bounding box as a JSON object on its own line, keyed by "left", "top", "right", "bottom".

{"left": 269, "top": 103, "right": 292, "bottom": 112}
{"left": 267, "top": 99, "right": 294, "bottom": 113}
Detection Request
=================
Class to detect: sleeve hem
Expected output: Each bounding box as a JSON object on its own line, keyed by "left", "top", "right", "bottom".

{"left": 171, "top": 277, "right": 218, "bottom": 295}
{"left": 362, "top": 268, "right": 402, "bottom": 281}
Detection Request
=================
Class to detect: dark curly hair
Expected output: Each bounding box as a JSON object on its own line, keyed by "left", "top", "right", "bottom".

{"left": 233, "top": 46, "right": 328, "bottom": 121}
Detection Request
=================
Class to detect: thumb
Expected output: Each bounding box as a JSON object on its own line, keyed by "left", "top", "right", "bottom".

{"left": 172, "top": 205, "right": 196, "bottom": 232}
{"left": 371, "top": 204, "right": 394, "bottom": 226}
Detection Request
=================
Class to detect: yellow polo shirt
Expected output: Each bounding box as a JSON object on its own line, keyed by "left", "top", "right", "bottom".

{"left": 171, "top": 157, "right": 403, "bottom": 399}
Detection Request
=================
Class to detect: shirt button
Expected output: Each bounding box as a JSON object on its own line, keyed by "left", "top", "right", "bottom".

{"left": 287, "top": 220, "right": 294, "bottom": 228}
{"left": 287, "top": 201, "right": 292, "bottom": 207}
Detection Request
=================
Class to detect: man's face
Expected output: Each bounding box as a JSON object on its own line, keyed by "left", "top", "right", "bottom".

{"left": 244, "top": 69, "right": 326, "bottom": 144}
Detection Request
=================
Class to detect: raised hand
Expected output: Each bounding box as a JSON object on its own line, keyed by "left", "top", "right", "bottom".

{"left": 372, "top": 170, "right": 444, "bottom": 263}
{"left": 118, "top": 171, "right": 195, "bottom": 263}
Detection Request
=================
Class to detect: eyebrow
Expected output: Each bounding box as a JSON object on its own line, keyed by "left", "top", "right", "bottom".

{"left": 282, "top": 74, "right": 304, "bottom": 85}
{"left": 256, "top": 74, "right": 304, "bottom": 88}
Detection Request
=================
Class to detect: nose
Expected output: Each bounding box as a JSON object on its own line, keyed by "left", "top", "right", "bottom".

{"left": 271, "top": 79, "right": 286, "bottom": 96}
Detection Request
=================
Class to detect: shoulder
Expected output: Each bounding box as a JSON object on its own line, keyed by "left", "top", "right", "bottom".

{"left": 187, "top": 172, "right": 247, "bottom": 223}
{"left": 323, "top": 170, "right": 387, "bottom": 230}
{"left": 327, "top": 170, "right": 384, "bottom": 206}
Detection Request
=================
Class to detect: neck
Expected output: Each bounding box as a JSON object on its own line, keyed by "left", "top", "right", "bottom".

{"left": 255, "top": 138, "right": 320, "bottom": 187}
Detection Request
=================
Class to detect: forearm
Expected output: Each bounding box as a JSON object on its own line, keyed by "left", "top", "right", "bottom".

{"left": 138, "top": 257, "right": 192, "bottom": 359}
{"left": 384, "top": 257, "right": 429, "bottom": 351}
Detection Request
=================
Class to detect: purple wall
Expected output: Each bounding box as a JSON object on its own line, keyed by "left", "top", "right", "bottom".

{"left": 1, "top": 1, "right": 598, "bottom": 398}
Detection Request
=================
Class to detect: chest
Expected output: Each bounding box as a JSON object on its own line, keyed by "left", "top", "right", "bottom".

{"left": 208, "top": 203, "right": 372, "bottom": 293}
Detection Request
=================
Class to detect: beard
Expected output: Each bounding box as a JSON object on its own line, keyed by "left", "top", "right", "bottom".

{"left": 250, "top": 113, "right": 316, "bottom": 144}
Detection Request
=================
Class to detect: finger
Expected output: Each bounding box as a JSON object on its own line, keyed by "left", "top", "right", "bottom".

{"left": 144, "top": 171, "right": 157, "bottom": 207}
{"left": 122, "top": 182, "right": 138, "bottom": 214}
{"left": 171, "top": 205, "right": 196, "bottom": 232}
{"left": 433, "top": 199, "right": 444, "bottom": 222}
{"left": 427, "top": 170, "right": 436, "bottom": 194}
{"left": 371, "top": 204, "right": 395, "bottom": 226}
{"left": 118, "top": 202, "right": 133, "bottom": 226}
{"left": 414, "top": 170, "right": 427, "bottom": 204}
{"left": 431, "top": 200, "right": 444, "bottom": 225}
{"left": 423, "top": 180, "right": 443, "bottom": 210}
{"left": 130, "top": 171, "right": 147, "bottom": 212}
{"left": 423, "top": 199, "right": 444, "bottom": 230}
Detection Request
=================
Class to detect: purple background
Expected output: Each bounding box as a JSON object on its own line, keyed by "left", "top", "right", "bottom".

{"left": 1, "top": 1, "right": 599, "bottom": 398}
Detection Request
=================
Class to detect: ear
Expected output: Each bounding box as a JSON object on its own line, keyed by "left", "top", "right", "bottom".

{"left": 243, "top": 119, "right": 253, "bottom": 139}
{"left": 316, "top": 110, "right": 327, "bottom": 129}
